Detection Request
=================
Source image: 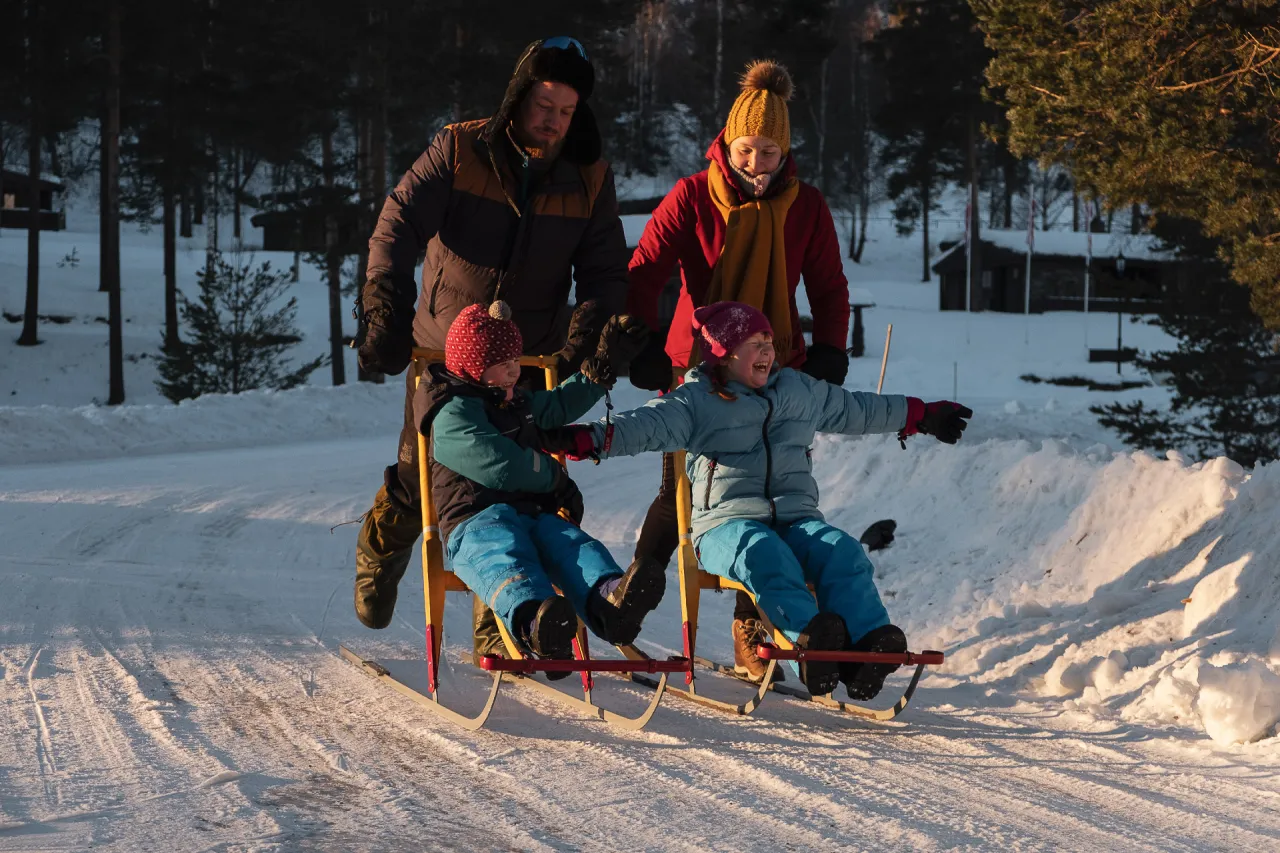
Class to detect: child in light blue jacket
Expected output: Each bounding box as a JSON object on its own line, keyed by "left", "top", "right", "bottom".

{"left": 544, "top": 302, "right": 971, "bottom": 699}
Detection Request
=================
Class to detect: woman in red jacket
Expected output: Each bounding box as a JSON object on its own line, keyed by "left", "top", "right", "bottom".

{"left": 624, "top": 60, "right": 861, "bottom": 682}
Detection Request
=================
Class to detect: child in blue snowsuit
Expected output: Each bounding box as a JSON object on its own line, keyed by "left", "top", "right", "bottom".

{"left": 414, "top": 301, "right": 663, "bottom": 668}
{"left": 544, "top": 301, "right": 971, "bottom": 699}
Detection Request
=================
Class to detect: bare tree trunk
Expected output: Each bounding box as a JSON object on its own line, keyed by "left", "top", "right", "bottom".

{"left": 1071, "top": 188, "right": 1079, "bottom": 231}
{"left": 180, "top": 187, "right": 192, "bottom": 237}
{"left": 18, "top": 0, "right": 42, "bottom": 347}
{"left": 323, "top": 129, "right": 345, "bottom": 386}
{"left": 46, "top": 133, "right": 61, "bottom": 177}
{"left": 163, "top": 52, "right": 180, "bottom": 350}
{"left": 106, "top": 0, "right": 124, "bottom": 404}
{"left": 920, "top": 173, "right": 930, "bottom": 283}
{"left": 99, "top": 97, "right": 109, "bottom": 292}
{"left": 1130, "top": 202, "right": 1142, "bottom": 235}
{"left": 194, "top": 178, "right": 204, "bottom": 225}
{"left": 967, "top": 116, "right": 982, "bottom": 308}
{"left": 232, "top": 146, "right": 241, "bottom": 243}
{"left": 359, "top": 0, "right": 388, "bottom": 384}
{"left": 1002, "top": 159, "right": 1015, "bottom": 229}
{"left": 712, "top": 0, "right": 723, "bottom": 121}
{"left": 205, "top": 144, "right": 218, "bottom": 279}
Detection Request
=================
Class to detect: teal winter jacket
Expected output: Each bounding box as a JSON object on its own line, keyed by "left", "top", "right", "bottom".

{"left": 415, "top": 366, "right": 604, "bottom": 539}
{"left": 591, "top": 366, "right": 908, "bottom": 542}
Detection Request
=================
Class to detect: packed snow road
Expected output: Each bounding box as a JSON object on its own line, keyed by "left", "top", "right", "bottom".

{"left": 1, "top": 437, "right": 1278, "bottom": 852}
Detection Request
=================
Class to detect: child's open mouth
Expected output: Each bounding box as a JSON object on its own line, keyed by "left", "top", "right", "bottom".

{"left": 753, "top": 361, "right": 770, "bottom": 373}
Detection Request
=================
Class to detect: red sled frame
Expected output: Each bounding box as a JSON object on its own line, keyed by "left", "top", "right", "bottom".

{"left": 341, "top": 350, "right": 691, "bottom": 731}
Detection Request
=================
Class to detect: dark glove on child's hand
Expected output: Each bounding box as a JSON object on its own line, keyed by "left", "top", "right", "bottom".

{"left": 628, "top": 336, "right": 676, "bottom": 392}
{"left": 899, "top": 398, "right": 973, "bottom": 445}
{"left": 580, "top": 315, "right": 651, "bottom": 389}
{"left": 801, "top": 342, "right": 850, "bottom": 386}
{"left": 540, "top": 425, "right": 599, "bottom": 461}
{"left": 859, "top": 519, "right": 897, "bottom": 552}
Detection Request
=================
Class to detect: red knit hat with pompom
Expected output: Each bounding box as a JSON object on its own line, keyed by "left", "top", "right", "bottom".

{"left": 692, "top": 301, "right": 773, "bottom": 361}
{"left": 445, "top": 301, "right": 523, "bottom": 382}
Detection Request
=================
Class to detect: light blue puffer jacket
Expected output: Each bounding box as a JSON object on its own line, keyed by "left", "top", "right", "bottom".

{"left": 592, "top": 366, "right": 909, "bottom": 542}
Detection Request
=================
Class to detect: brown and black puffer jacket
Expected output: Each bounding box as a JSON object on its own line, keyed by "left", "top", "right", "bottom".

{"left": 363, "top": 115, "right": 628, "bottom": 366}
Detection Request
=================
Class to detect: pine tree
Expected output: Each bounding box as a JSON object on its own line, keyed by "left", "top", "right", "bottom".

{"left": 1091, "top": 218, "right": 1280, "bottom": 468}
{"left": 973, "top": 0, "right": 1280, "bottom": 328}
{"left": 156, "top": 250, "right": 327, "bottom": 402}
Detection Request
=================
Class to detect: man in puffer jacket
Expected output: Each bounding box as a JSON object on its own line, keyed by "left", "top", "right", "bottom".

{"left": 351, "top": 37, "right": 629, "bottom": 650}
{"left": 543, "top": 302, "right": 972, "bottom": 701}
{"left": 414, "top": 302, "right": 662, "bottom": 667}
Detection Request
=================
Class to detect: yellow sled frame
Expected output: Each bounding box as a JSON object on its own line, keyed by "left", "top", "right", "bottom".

{"left": 619, "top": 373, "right": 943, "bottom": 720}
{"left": 341, "top": 350, "right": 682, "bottom": 731}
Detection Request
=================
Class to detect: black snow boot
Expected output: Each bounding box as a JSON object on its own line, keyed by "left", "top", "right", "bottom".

{"left": 796, "top": 612, "right": 849, "bottom": 697}
{"left": 353, "top": 481, "right": 421, "bottom": 629}
{"left": 841, "top": 624, "right": 908, "bottom": 701}
{"left": 588, "top": 557, "right": 667, "bottom": 645}
{"left": 516, "top": 596, "right": 577, "bottom": 668}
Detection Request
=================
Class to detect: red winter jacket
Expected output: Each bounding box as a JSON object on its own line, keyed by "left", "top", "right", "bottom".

{"left": 627, "top": 133, "right": 851, "bottom": 370}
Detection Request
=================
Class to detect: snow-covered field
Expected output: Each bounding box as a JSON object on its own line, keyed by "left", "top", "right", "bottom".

{"left": 3, "top": 208, "right": 1280, "bottom": 851}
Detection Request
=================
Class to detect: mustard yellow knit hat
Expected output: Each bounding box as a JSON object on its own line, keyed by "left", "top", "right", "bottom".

{"left": 724, "top": 60, "right": 794, "bottom": 154}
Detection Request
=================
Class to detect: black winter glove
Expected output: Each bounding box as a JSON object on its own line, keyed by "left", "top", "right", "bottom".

{"left": 580, "top": 315, "right": 651, "bottom": 389}
{"left": 859, "top": 519, "right": 897, "bottom": 552}
{"left": 557, "top": 299, "right": 608, "bottom": 378}
{"left": 354, "top": 276, "right": 415, "bottom": 376}
{"left": 900, "top": 398, "right": 973, "bottom": 445}
{"left": 801, "top": 342, "right": 850, "bottom": 386}
{"left": 628, "top": 335, "right": 676, "bottom": 392}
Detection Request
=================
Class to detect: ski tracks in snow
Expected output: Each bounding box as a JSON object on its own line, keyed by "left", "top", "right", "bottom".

{"left": 2, "top": 440, "right": 1280, "bottom": 850}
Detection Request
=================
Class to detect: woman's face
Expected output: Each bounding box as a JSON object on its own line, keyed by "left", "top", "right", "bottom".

{"left": 480, "top": 358, "right": 521, "bottom": 401}
{"left": 727, "top": 332, "right": 776, "bottom": 389}
{"left": 728, "top": 135, "right": 783, "bottom": 179}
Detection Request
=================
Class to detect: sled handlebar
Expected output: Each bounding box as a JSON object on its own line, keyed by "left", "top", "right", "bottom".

{"left": 755, "top": 645, "right": 945, "bottom": 666}
{"left": 479, "top": 655, "right": 693, "bottom": 675}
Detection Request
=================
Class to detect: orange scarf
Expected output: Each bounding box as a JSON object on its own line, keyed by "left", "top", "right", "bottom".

{"left": 704, "top": 160, "right": 799, "bottom": 361}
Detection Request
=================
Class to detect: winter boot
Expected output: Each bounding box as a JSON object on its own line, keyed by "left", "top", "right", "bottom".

{"left": 353, "top": 482, "right": 422, "bottom": 629}
{"left": 796, "top": 612, "right": 849, "bottom": 697}
{"left": 841, "top": 624, "right": 908, "bottom": 702}
{"left": 732, "top": 618, "right": 784, "bottom": 683}
{"left": 588, "top": 557, "right": 667, "bottom": 645}
{"left": 471, "top": 595, "right": 509, "bottom": 666}
{"left": 517, "top": 595, "right": 577, "bottom": 660}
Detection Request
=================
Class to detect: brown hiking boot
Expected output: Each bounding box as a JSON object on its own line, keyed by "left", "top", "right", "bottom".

{"left": 354, "top": 483, "right": 422, "bottom": 629}
{"left": 471, "top": 594, "right": 509, "bottom": 665}
{"left": 732, "top": 618, "right": 783, "bottom": 683}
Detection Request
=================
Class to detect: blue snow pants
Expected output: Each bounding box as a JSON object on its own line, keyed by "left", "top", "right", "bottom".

{"left": 696, "top": 518, "right": 889, "bottom": 666}
{"left": 446, "top": 504, "right": 624, "bottom": 641}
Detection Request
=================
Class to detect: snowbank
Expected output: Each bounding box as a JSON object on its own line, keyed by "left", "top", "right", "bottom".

{"left": 0, "top": 382, "right": 404, "bottom": 466}
{"left": 810, "top": 432, "right": 1280, "bottom": 745}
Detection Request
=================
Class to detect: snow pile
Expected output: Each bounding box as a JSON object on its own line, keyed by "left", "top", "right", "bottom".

{"left": 0, "top": 381, "right": 404, "bottom": 465}
{"left": 809, "top": 432, "right": 1280, "bottom": 744}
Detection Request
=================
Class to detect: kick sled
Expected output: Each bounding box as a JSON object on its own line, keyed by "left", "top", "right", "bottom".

{"left": 341, "top": 350, "right": 691, "bottom": 731}
{"left": 618, "top": 375, "right": 944, "bottom": 721}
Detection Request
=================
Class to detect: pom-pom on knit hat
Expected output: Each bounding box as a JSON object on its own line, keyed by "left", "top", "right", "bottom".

{"left": 445, "top": 301, "right": 523, "bottom": 383}
{"left": 723, "top": 60, "right": 794, "bottom": 154}
{"left": 692, "top": 301, "right": 773, "bottom": 362}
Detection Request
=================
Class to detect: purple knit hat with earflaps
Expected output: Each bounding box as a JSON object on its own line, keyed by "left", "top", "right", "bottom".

{"left": 691, "top": 301, "right": 773, "bottom": 362}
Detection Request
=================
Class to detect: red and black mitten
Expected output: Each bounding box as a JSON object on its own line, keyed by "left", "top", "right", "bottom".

{"left": 899, "top": 398, "right": 973, "bottom": 446}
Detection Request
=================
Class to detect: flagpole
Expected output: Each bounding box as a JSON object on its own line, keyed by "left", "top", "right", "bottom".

{"left": 965, "top": 188, "right": 972, "bottom": 345}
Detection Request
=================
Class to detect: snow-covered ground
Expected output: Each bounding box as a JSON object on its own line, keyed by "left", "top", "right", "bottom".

{"left": 3, "top": 207, "right": 1280, "bottom": 850}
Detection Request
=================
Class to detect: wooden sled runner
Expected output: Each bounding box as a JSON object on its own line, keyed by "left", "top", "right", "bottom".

{"left": 620, "top": 371, "right": 945, "bottom": 720}
{"left": 341, "top": 349, "right": 690, "bottom": 731}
